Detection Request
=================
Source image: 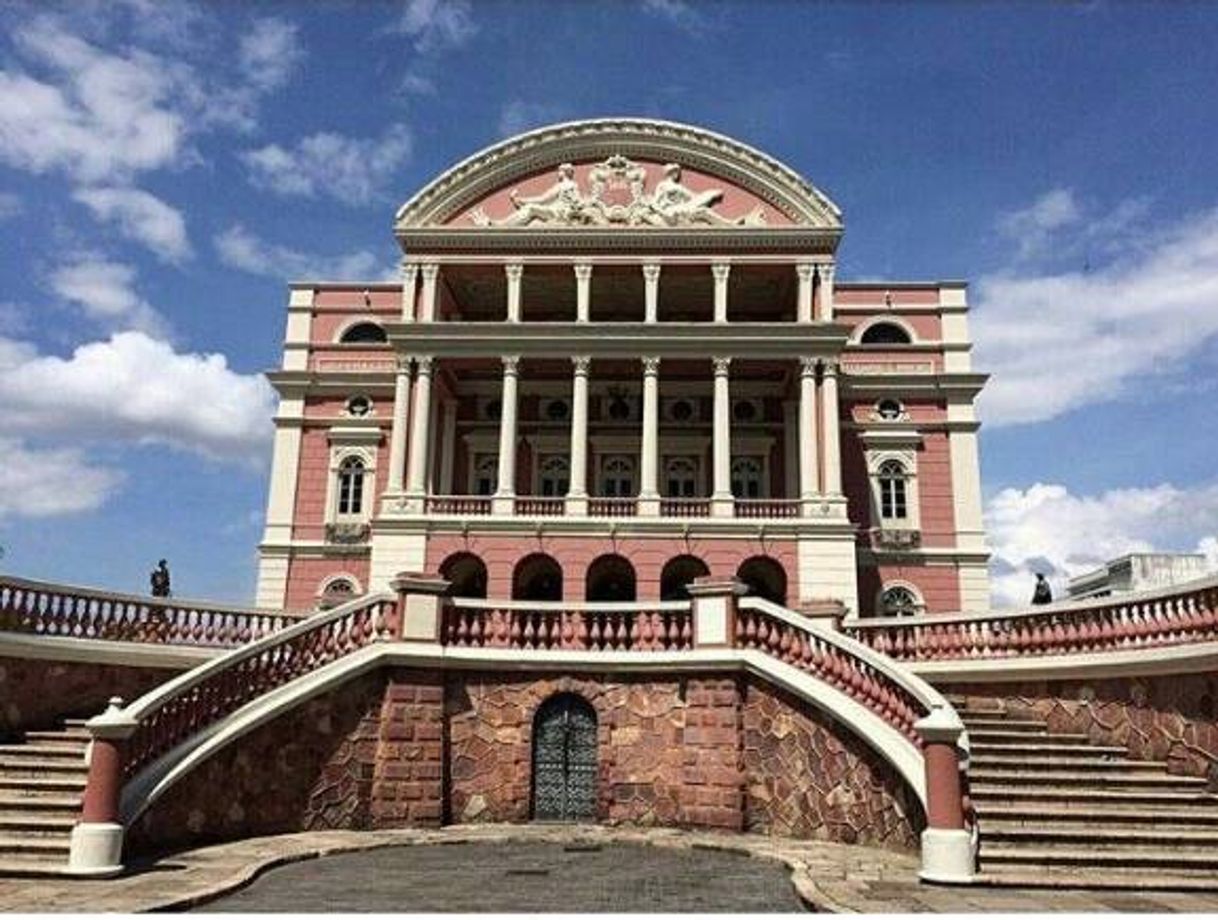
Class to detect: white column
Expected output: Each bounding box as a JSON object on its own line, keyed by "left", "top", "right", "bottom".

{"left": 796, "top": 262, "right": 814, "bottom": 324}
{"left": 643, "top": 262, "right": 661, "bottom": 323}
{"left": 574, "top": 261, "right": 592, "bottom": 322}
{"left": 798, "top": 357, "right": 820, "bottom": 509}
{"left": 405, "top": 356, "right": 433, "bottom": 508}
{"left": 783, "top": 398, "right": 798, "bottom": 499}
{"left": 439, "top": 398, "right": 457, "bottom": 495}
{"left": 493, "top": 355, "right": 520, "bottom": 513}
{"left": 711, "top": 356, "right": 733, "bottom": 516}
{"left": 816, "top": 263, "right": 836, "bottom": 322}
{"left": 712, "top": 262, "right": 731, "bottom": 323}
{"left": 419, "top": 263, "right": 439, "bottom": 322}
{"left": 400, "top": 261, "right": 419, "bottom": 322}
{"left": 386, "top": 355, "right": 412, "bottom": 494}
{"left": 639, "top": 356, "right": 661, "bottom": 516}
{"left": 567, "top": 356, "right": 590, "bottom": 515}
{"left": 505, "top": 262, "right": 523, "bottom": 322}
{"left": 821, "top": 359, "right": 842, "bottom": 494}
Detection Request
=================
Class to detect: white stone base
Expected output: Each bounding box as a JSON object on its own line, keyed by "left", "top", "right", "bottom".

{"left": 67, "top": 822, "right": 125, "bottom": 877}
{"left": 918, "top": 827, "right": 975, "bottom": 884}
{"left": 796, "top": 534, "right": 859, "bottom": 614}
{"left": 367, "top": 531, "right": 428, "bottom": 592}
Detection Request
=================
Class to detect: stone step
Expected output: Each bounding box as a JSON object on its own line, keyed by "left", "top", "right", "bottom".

{"left": 960, "top": 717, "right": 1048, "bottom": 733}
{"left": 982, "top": 822, "right": 1218, "bottom": 848}
{"left": 975, "top": 803, "right": 1218, "bottom": 824}
{"left": 968, "top": 730, "right": 1089, "bottom": 745}
{"left": 0, "top": 803, "right": 81, "bottom": 822}
{"left": 0, "top": 745, "right": 84, "bottom": 760}
{"left": 23, "top": 730, "right": 91, "bottom": 744}
{"left": 0, "top": 814, "right": 76, "bottom": 835}
{"left": 0, "top": 834, "right": 70, "bottom": 856}
{"left": 969, "top": 769, "right": 1207, "bottom": 789}
{"left": 970, "top": 742, "right": 1130, "bottom": 758}
{"left": 0, "top": 854, "right": 74, "bottom": 877}
{"left": 975, "top": 868, "right": 1218, "bottom": 891}
{"left": 981, "top": 845, "right": 1218, "bottom": 872}
{"left": 0, "top": 760, "right": 89, "bottom": 780}
{"left": 971, "top": 785, "right": 1218, "bottom": 808}
{"left": 971, "top": 756, "right": 1166, "bottom": 773}
{"left": 0, "top": 778, "right": 85, "bottom": 796}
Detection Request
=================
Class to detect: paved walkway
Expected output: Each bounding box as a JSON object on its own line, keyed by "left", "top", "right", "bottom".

{"left": 2, "top": 825, "right": 1218, "bottom": 913}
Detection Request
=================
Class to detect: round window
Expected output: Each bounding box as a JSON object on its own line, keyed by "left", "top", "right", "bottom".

{"left": 877, "top": 399, "right": 903, "bottom": 420}
{"left": 608, "top": 396, "right": 631, "bottom": 420}
{"left": 670, "top": 399, "right": 693, "bottom": 422}
{"left": 733, "top": 400, "right": 757, "bottom": 423}
{"left": 345, "top": 395, "right": 372, "bottom": 417}
{"left": 546, "top": 400, "right": 570, "bottom": 421}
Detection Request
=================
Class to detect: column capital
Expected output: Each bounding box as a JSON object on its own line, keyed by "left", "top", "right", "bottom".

{"left": 504, "top": 262, "right": 524, "bottom": 282}
{"left": 395, "top": 354, "right": 413, "bottom": 374}
{"left": 400, "top": 259, "right": 420, "bottom": 279}
{"left": 641, "top": 355, "right": 661, "bottom": 376}
{"left": 572, "top": 260, "right": 593, "bottom": 280}
{"left": 712, "top": 355, "right": 732, "bottom": 375}
{"left": 502, "top": 354, "right": 521, "bottom": 375}
{"left": 711, "top": 261, "right": 732, "bottom": 282}
{"left": 415, "top": 354, "right": 434, "bottom": 375}
{"left": 798, "top": 356, "right": 818, "bottom": 377}
{"left": 572, "top": 355, "right": 592, "bottom": 375}
{"left": 795, "top": 261, "right": 815, "bottom": 282}
{"left": 822, "top": 358, "right": 840, "bottom": 377}
{"left": 642, "top": 262, "right": 662, "bottom": 282}
{"left": 420, "top": 262, "right": 440, "bottom": 281}
{"left": 816, "top": 262, "right": 835, "bottom": 282}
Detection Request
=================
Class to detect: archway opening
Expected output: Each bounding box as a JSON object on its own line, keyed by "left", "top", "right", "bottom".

{"left": 736, "top": 556, "right": 788, "bottom": 607}
{"left": 440, "top": 552, "right": 488, "bottom": 599}
{"left": 513, "top": 553, "right": 563, "bottom": 601}
{"left": 585, "top": 554, "right": 637, "bottom": 602}
{"left": 532, "top": 693, "right": 598, "bottom": 821}
{"left": 659, "top": 555, "right": 710, "bottom": 601}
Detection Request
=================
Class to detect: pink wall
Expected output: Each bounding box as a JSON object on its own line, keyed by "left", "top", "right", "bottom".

{"left": 857, "top": 564, "right": 962, "bottom": 616}
{"left": 285, "top": 556, "right": 372, "bottom": 609}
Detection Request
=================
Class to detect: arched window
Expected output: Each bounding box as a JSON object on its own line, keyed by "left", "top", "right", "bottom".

{"left": 318, "top": 575, "right": 358, "bottom": 610}
{"left": 880, "top": 585, "right": 922, "bottom": 617}
{"left": 731, "top": 457, "right": 763, "bottom": 498}
{"left": 539, "top": 455, "right": 570, "bottom": 497}
{"left": 600, "top": 455, "right": 635, "bottom": 497}
{"left": 660, "top": 555, "right": 710, "bottom": 601}
{"left": 860, "top": 322, "right": 912, "bottom": 345}
{"left": 339, "top": 322, "right": 387, "bottom": 344}
{"left": 664, "top": 456, "right": 698, "bottom": 497}
{"left": 440, "top": 552, "right": 488, "bottom": 599}
{"left": 513, "top": 553, "right": 563, "bottom": 601}
{"left": 473, "top": 454, "right": 498, "bottom": 496}
{"left": 878, "top": 459, "right": 908, "bottom": 521}
{"left": 736, "top": 556, "right": 788, "bottom": 606}
{"left": 586, "top": 554, "right": 637, "bottom": 602}
{"left": 337, "top": 456, "right": 366, "bottom": 516}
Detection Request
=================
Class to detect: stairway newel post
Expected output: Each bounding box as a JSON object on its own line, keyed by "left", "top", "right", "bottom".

{"left": 69, "top": 697, "right": 136, "bottom": 876}
{"left": 915, "top": 705, "right": 976, "bottom": 883}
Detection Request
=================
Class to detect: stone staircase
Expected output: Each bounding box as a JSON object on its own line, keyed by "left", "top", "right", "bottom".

{"left": 0, "top": 720, "right": 89, "bottom": 876}
{"left": 957, "top": 699, "right": 1218, "bottom": 890}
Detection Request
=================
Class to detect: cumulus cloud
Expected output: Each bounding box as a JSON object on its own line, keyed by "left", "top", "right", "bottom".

{"left": 238, "top": 17, "right": 303, "bottom": 93}
{"left": 0, "top": 438, "right": 122, "bottom": 518}
{"left": 214, "top": 224, "right": 393, "bottom": 281}
{"left": 974, "top": 200, "right": 1218, "bottom": 427}
{"left": 50, "top": 257, "right": 168, "bottom": 335}
{"left": 985, "top": 481, "right": 1218, "bottom": 607}
{"left": 498, "top": 101, "right": 571, "bottom": 139}
{"left": 996, "top": 188, "right": 1081, "bottom": 261}
{"left": 640, "top": 0, "right": 708, "bottom": 33}
{"left": 394, "top": 0, "right": 477, "bottom": 52}
{"left": 0, "top": 332, "right": 275, "bottom": 463}
{"left": 241, "top": 125, "right": 412, "bottom": 205}
{"left": 72, "top": 187, "right": 191, "bottom": 262}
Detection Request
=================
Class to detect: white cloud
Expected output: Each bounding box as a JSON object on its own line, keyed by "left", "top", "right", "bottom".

{"left": 0, "top": 332, "right": 275, "bottom": 463}
{"left": 0, "top": 438, "right": 122, "bottom": 518}
{"left": 394, "top": 0, "right": 477, "bottom": 52}
{"left": 974, "top": 202, "right": 1218, "bottom": 427}
{"left": 238, "top": 17, "right": 303, "bottom": 93}
{"left": 997, "top": 188, "right": 1081, "bottom": 261}
{"left": 241, "top": 125, "right": 412, "bottom": 205}
{"left": 497, "top": 101, "right": 571, "bottom": 139}
{"left": 985, "top": 481, "right": 1218, "bottom": 607}
{"left": 640, "top": 0, "right": 708, "bottom": 33}
{"left": 214, "top": 224, "right": 393, "bottom": 281}
{"left": 50, "top": 257, "right": 168, "bottom": 335}
{"left": 72, "top": 186, "right": 191, "bottom": 262}
{"left": 401, "top": 71, "right": 436, "bottom": 96}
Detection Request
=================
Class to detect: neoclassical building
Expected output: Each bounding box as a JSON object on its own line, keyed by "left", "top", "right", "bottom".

{"left": 255, "top": 119, "right": 990, "bottom": 618}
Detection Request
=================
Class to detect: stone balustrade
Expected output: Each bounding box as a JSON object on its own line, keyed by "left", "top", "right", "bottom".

{"left": 844, "top": 574, "right": 1218, "bottom": 662}
{"left": 443, "top": 598, "right": 694, "bottom": 652}
{"left": 0, "top": 574, "right": 299, "bottom": 649}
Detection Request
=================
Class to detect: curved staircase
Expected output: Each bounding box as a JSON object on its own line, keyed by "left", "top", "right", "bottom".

{"left": 957, "top": 700, "right": 1218, "bottom": 890}
{"left": 0, "top": 721, "right": 89, "bottom": 876}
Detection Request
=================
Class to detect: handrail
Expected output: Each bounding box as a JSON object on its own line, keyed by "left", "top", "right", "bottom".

{"left": 449, "top": 597, "right": 691, "bottom": 612}
{"left": 110, "top": 591, "right": 398, "bottom": 780}
{"left": 0, "top": 573, "right": 302, "bottom": 648}
{"left": 843, "top": 573, "right": 1218, "bottom": 661}
{"left": 444, "top": 598, "right": 693, "bottom": 652}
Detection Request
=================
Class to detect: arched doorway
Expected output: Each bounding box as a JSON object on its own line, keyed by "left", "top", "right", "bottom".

{"left": 439, "top": 552, "right": 488, "bottom": 598}
{"left": 659, "top": 555, "right": 710, "bottom": 601}
{"left": 585, "top": 554, "right": 636, "bottom": 602}
{"left": 737, "top": 556, "right": 788, "bottom": 606}
{"left": 513, "top": 553, "right": 563, "bottom": 601}
{"left": 532, "top": 694, "right": 598, "bottom": 821}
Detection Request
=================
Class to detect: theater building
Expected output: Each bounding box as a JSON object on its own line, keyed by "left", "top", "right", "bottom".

{"left": 255, "top": 119, "right": 990, "bottom": 618}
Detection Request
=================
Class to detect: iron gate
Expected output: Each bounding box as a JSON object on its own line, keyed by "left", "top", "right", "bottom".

{"left": 531, "top": 694, "right": 597, "bottom": 821}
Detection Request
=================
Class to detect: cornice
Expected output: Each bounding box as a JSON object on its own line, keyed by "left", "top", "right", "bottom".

{"left": 396, "top": 227, "right": 842, "bottom": 255}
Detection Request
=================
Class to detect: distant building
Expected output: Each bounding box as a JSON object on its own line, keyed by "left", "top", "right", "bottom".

{"left": 1067, "top": 553, "right": 1209, "bottom": 600}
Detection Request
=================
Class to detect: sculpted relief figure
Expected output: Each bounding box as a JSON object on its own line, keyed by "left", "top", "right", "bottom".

{"left": 469, "top": 156, "right": 766, "bottom": 228}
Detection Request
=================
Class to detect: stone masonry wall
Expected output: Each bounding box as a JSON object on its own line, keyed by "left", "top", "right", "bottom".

{"left": 0, "top": 656, "right": 183, "bottom": 738}
{"left": 951, "top": 672, "right": 1218, "bottom": 782}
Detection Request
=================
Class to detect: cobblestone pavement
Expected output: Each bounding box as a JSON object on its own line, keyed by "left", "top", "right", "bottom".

{"left": 2, "top": 824, "right": 1218, "bottom": 913}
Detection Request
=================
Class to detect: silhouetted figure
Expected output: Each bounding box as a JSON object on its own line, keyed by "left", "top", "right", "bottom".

{"left": 1031, "top": 573, "right": 1053, "bottom": 605}
{"left": 150, "top": 559, "right": 172, "bottom": 598}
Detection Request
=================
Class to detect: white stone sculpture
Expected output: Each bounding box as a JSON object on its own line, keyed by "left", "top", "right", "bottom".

{"left": 469, "top": 155, "right": 766, "bottom": 228}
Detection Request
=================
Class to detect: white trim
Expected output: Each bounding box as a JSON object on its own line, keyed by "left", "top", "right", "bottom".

{"left": 0, "top": 632, "right": 215, "bottom": 669}
{"left": 876, "top": 580, "right": 926, "bottom": 617}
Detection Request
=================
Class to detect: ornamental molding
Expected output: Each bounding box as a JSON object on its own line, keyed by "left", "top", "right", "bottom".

{"left": 394, "top": 118, "right": 842, "bottom": 233}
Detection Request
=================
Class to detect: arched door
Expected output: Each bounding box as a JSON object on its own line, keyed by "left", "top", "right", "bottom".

{"left": 532, "top": 694, "right": 598, "bottom": 821}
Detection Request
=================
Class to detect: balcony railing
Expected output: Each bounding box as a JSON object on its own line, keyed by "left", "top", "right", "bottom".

{"left": 734, "top": 499, "right": 800, "bottom": 519}
{"left": 425, "top": 495, "right": 492, "bottom": 515}
{"left": 407, "top": 495, "right": 804, "bottom": 519}
{"left": 443, "top": 598, "right": 694, "bottom": 652}
{"left": 659, "top": 497, "right": 711, "bottom": 517}
{"left": 587, "top": 497, "right": 638, "bottom": 517}
{"left": 514, "top": 497, "right": 565, "bottom": 516}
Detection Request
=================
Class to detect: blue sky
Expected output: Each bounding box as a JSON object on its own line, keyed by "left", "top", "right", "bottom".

{"left": 0, "top": 0, "right": 1216, "bottom": 607}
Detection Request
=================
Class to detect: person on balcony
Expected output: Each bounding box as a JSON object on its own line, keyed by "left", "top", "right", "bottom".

{"left": 1031, "top": 573, "right": 1053, "bottom": 605}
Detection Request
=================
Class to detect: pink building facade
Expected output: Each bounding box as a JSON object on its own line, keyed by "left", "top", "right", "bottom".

{"left": 255, "top": 120, "right": 990, "bottom": 618}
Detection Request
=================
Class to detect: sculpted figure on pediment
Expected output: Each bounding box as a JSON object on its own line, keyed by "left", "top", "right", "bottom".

{"left": 468, "top": 156, "right": 766, "bottom": 228}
